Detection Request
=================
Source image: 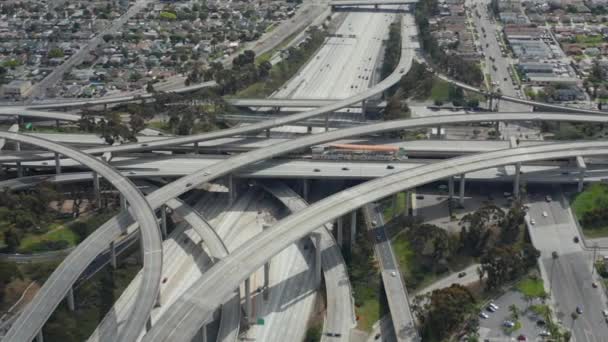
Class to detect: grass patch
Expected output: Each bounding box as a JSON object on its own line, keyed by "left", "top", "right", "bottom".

{"left": 382, "top": 192, "right": 408, "bottom": 221}
{"left": 517, "top": 277, "right": 545, "bottom": 298}
{"left": 430, "top": 78, "right": 450, "bottom": 102}
{"left": 572, "top": 183, "right": 608, "bottom": 237}
{"left": 355, "top": 293, "right": 381, "bottom": 331}
{"left": 19, "top": 225, "right": 79, "bottom": 253}
{"left": 575, "top": 34, "right": 604, "bottom": 46}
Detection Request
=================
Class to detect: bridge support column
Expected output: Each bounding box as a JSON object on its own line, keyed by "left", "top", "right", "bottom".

{"left": 66, "top": 286, "right": 75, "bottom": 311}
{"left": 361, "top": 100, "right": 367, "bottom": 116}
{"left": 577, "top": 156, "right": 586, "bottom": 193}
{"left": 110, "top": 240, "right": 117, "bottom": 269}
{"left": 350, "top": 210, "right": 357, "bottom": 247}
{"left": 411, "top": 188, "right": 417, "bottom": 217}
{"left": 146, "top": 316, "right": 152, "bottom": 332}
{"left": 199, "top": 324, "right": 207, "bottom": 342}
{"left": 336, "top": 217, "right": 343, "bottom": 247}
{"left": 93, "top": 171, "right": 101, "bottom": 207}
{"left": 36, "top": 330, "right": 44, "bottom": 342}
{"left": 307, "top": 126, "right": 312, "bottom": 134}
{"left": 155, "top": 290, "right": 161, "bottom": 308}
{"left": 436, "top": 125, "right": 442, "bottom": 139}
{"left": 16, "top": 161, "right": 23, "bottom": 178}
{"left": 194, "top": 141, "right": 199, "bottom": 154}
{"left": 514, "top": 163, "right": 521, "bottom": 198}
{"left": 160, "top": 205, "right": 167, "bottom": 240}
{"left": 325, "top": 113, "right": 329, "bottom": 132}
{"left": 228, "top": 174, "right": 237, "bottom": 206}
{"left": 54, "top": 153, "right": 61, "bottom": 174}
{"left": 302, "top": 179, "right": 309, "bottom": 201}
{"left": 244, "top": 277, "right": 252, "bottom": 323}
{"left": 265, "top": 128, "right": 271, "bottom": 138}
{"left": 405, "top": 191, "right": 410, "bottom": 216}
{"left": 55, "top": 120, "right": 60, "bottom": 129}
{"left": 459, "top": 174, "right": 466, "bottom": 206}
{"left": 448, "top": 176, "right": 455, "bottom": 202}
{"left": 120, "top": 194, "right": 127, "bottom": 211}
{"left": 263, "top": 224, "right": 270, "bottom": 300}
{"left": 313, "top": 232, "right": 322, "bottom": 286}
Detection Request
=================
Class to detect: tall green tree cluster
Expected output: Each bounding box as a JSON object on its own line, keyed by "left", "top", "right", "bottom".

{"left": 399, "top": 61, "right": 434, "bottom": 99}
{"left": 0, "top": 183, "right": 62, "bottom": 252}
{"left": 414, "top": 284, "right": 477, "bottom": 341}
{"left": 381, "top": 22, "right": 402, "bottom": 79}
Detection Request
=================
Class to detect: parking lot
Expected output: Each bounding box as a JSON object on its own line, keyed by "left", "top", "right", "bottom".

{"left": 479, "top": 291, "right": 551, "bottom": 341}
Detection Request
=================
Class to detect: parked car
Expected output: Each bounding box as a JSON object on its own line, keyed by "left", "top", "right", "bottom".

{"left": 458, "top": 271, "right": 467, "bottom": 278}
{"left": 479, "top": 312, "right": 489, "bottom": 319}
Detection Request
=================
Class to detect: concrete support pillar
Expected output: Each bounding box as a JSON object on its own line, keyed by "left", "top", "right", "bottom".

{"left": 36, "top": 330, "right": 44, "bottom": 342}
{"left": 411, "top": 188, "right": 418, "bottom": 217}
{"left": 307, "top": 126, "right": 312, "bottom": 134}
{"left": 265, "top": 128, "right": 271, "bottom": 138}
{"left": 577, "top": 156, "right": 586, "bottom": 193}
{"left": 160, "top": 206, "right": 167, "bottom": 240}
{"left": 459, "top": 174, "right": 466, "bottom": 206}
{"left": 200, "top": 324, "right": 207, "bottom": 342}
{"left": 55, "top": 119, "right": 60, "bottom": 129}
{"left": 263, "top": 224, "right": 270, "bottom": 300}
{"left": 93, "top": 171, "right": 101, "bottom": 207}
{"left": 405, "top": 191, "right": 411, "bottom": 216}
{"left": 110, "top": 240, "right": 117, "bottom": 269}
{"left": 54, "top": 153, "right": 61, "bottom": 174}
{"left": 66, "top": 286, "right": 75, "bottom": 311}
{"left": 244, "top": 277, "right": 252, "bottom": 323}
{"left": 336, "top": 217, "right": 343, "bottom": 247}
{"left": 146, "top": 316, "right": 152, "bottom": 332}
{"left": 155, "top": 291, "right": 161, "bottom": 308}
{"left": 228, "top": 174, "right": 236, "bottom": 206}
{"left": 120, "top": 194, "right": 127, "bottom": 211}
{"left": 514, "top": 163, "right": 521, "bottom": 198}
{"left": 194, "top": 141, "right": 199, "bottom": 154}
{"left": 448, "top": 176, "right": 454, "bottom": 201}
{"left": 302, "top": 179, "right": 309, "bottom": 201}
{"left": 325, "top": 113, "right": 329, "bottom": 132}
{"left": 16, "top": 161, "right": 23, "bottom": 178}
{"left": 350, "top": 210, "right": 357, "bottom": 246}
{"left": 361, "top": 100, "right": 367, "bottom": 115}
{"left": 436, "top": 125, "right": 442, "bottom": 139}
{"left": 313, "top": 232, "right": 322, "bottom": 286}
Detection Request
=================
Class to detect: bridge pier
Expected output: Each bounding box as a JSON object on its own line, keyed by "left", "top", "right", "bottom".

{"left": 459, "top": 174, "right": 466, "bottom": 206}
{"left": 16, "top": 161, "right": 23, "bottom": 178}
{"left": 228, "top": 174, "right": 237, "bottom": 206}
{"left": 66, "top": 286, "right": 75, "bottom": 311}
{"left": 448, "top": 176, "right": 455, "bottom": 202}
{"left": 160, "top": 205, "right": 168, "bottom": 240}
{"left": 307, "top": 126, "right": 312, "bottom": 134}
{"left": 313, "top": 232, "right": 322, "bottom": 286}
{"left": 263, "top": 224, "right": 270, "bottom": 300}
{"left": 199, "top": 324, "right": 207, "bottom": 342}
{"left": 392, "top": 193, "right": 398, "bottom": 219}
{"left": 244, "top": 277, "right": 252, "bottom": 324}
{"left": 325, "top": 113, "right": 329, "bottom": 132}
{"left": 194, "top": 141, "right": 199, "bottom": 154}
{"left": 120, "top": 194, "right": 127, "bottom": 211}
{"left": 54, "top": 153, "right": 61, "bottom": 174}
{"left": 577, "top": 156, "right": 586, "bottom": 192}
{"left": 36, "top": 330, "right": 44, "bottom": 342}
{"left": 55, "top": 120, "right": 60, "bottom": 129}
{"left": 411, "top": 188, "right": 418, "bottom": 217}
{"left": 93, "top": 171, "right": 101, "bottom": 207}
{"left": 336, "top": 216, "right": 343, "bottom": 247}
{"left": 350, "top": 210, "right": 357, "bottom": 247}
{"left": 265, "top": 128, "right": 271, "bottom": 138}
{"left": 146, "top": 316, "right": 152, "bottom": 332}
{"left": 513, "top": 163, "right": 521, "bottom": 198}
{"left": 302, "top": 179, "right": 309, "bottom": 201}
{"left": 361, "top": 100, "right": 367, "bottom": 116}
{"left": 110, "top": 240, "right": 117, "bottom": 269}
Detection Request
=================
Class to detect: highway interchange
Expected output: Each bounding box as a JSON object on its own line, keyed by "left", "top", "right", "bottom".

{"left": 3, "top": 2, "right": 608, "bottom": 342}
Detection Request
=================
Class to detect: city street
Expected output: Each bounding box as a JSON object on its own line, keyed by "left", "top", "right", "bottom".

{"left": 526, "top": 187, "right": 608, "bottom": 342}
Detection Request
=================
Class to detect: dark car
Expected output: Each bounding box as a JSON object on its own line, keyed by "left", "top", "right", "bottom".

{"left": 573, "top": 236, "right": 580, "bottom": 243}
{"left": 576, "top": 306, "right": 583, "bottom": 315}
{"left": 458, "top": 271, "right": 467, "bottom": 278}
{"left": 314, "top": 168, "right": 321, "bottom": 172}
{"left": 386, "top": 165, "right": 395, "bottom": 170}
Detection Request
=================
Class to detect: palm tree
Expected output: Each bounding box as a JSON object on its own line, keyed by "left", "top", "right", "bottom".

{"left": 509, "top": 304, "right": 519, "bottom": 321}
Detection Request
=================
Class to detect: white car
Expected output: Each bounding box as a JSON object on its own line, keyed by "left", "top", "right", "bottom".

{"left": 479, "top": 312, "right": 489, "bottom": 319}
{"left": 530, "top": 219, "right": 536, "bottom": 225}
{"left": 542, "top": 211, "right": 548, "bottom": 217}
{"left": 503, "top": 320, "right": 515, "bottom": 328}
{"left": 489, "top": 303, "right": 499, "bottom": 310}
{"left": 391, "top": 271, "right": 397, "bottom": 277}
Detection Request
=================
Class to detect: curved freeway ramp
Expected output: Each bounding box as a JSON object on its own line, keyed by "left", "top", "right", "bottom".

{"left": 260, "top": 181, "right": 356, "bottom": 341}
{"left": 143, "top": 141, "right": 608, "bottom": 342}
{"left": 0, "top": 132, "right": 162, "bottom": 342}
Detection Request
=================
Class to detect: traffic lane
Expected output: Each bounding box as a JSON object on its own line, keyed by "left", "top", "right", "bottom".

{"left": 543, "top": 252, "right": 608, "bottom": 342}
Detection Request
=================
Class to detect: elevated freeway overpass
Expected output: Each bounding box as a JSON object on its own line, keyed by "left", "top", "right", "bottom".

{"left": 142, "top": 141, "right": 608, "bottom": 342}
{"left": 330, "top": 0, "right": 418, "bottom": 6}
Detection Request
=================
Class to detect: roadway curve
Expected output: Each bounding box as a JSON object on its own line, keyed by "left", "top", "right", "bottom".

{"left": 8, "top": 112, "right": 608, "bottom": 341}
{"left": 0, "top": 132, "right": 162, "bottom": 342}
{"left": 260, "top": 181, "right": 356, "bottom": 341}
{"left": 144, "top": 141, "right": 608, "bottom": 342}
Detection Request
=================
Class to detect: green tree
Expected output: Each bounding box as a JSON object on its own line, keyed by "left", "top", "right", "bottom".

{"left": 4, "top": 228, "right": 21, "bottom": 252}
{"left": 418, "top": 284, "right": 476, "bottom": 341}
{"left": 509, "top": 304, "right": 519, "bottom": 321}
{"left": 130, "top": 113, "right": 145, "bottom": 133}
{"left": 146, "top": 81, "right": 155, "bottom": 93}
{"left": 48, "top": 48, "right": 64, "bottom": 59}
